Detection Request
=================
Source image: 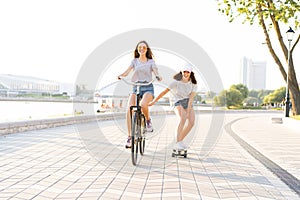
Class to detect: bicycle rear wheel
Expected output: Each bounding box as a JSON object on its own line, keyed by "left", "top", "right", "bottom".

{"left": 131, "top": 112, "right": 138, "bottom": 165}
{"left": 139, "top": 114, "right": 146, "bottom": 155}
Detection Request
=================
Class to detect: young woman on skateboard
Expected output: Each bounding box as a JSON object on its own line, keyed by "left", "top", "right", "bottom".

{"left": 149, "top": 64, "right": 197, "bottom": 150}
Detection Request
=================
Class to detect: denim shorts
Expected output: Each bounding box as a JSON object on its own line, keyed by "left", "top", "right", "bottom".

{"left": 174, "top": 98, "right": 190, "bottom": 109}
{"left": 133, "top": 83, "right": 154, "bottom": 98}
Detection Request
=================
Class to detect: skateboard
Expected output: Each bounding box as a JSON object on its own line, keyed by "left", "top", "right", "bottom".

{"left": 172, "top": 149, "right": 187, "bottom": 158}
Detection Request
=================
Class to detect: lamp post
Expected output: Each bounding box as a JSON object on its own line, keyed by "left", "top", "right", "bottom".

{"left": 285, "top": 27, "right": 295, "bottom": 117}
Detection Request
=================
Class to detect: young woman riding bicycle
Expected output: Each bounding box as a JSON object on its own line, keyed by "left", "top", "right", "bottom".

{"left": 117, "top": 40, "right": 162, "bottom": 148}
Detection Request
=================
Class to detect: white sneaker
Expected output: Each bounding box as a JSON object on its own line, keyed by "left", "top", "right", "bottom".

{"left": 183, "top": 142, "right": 188, "bottom": 149}
{"left": 146, "top": 119, "right": 153, "bottom": 132}
{"left": 176, "top": 141, "right": 187, "bottom": 150}
{"left": 125, "top": 137, "right": 131, "bottom": 148}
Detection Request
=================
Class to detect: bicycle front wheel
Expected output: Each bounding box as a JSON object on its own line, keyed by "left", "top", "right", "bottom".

{"left": 139, "top": 114, "right": 146, "bottom": 155}
{"left": 131, "top": 112, "right": 138, "bottom": 165}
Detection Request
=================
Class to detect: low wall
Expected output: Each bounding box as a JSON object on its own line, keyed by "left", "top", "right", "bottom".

{"left": 0, "top": 109, "right": 284, "bottom": 136}
{"left": 0, "top": 111, "right": 175, "bottom": 136}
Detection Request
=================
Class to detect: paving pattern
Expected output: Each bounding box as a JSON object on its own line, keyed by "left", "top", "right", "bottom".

{"left": 0, "top": 113, "right": 299, "bottom": 199}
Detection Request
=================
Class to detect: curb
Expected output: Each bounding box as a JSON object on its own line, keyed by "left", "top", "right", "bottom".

{"left": 0, "top": 109, "right": 281, "bottom": 136}
{"left": 0, "top": 111, "right": 174, "bottom": 136}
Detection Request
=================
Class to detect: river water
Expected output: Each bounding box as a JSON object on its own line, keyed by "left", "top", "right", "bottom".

{"left": 0, "top": 101, "right": 99, "bottom": 122}
{"left": 0, "top": 100, "right": 211, "bottom": 123}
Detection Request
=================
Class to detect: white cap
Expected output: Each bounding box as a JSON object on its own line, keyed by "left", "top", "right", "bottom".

{"left": 181, "top": 64, "right": 192, "bottom": 73}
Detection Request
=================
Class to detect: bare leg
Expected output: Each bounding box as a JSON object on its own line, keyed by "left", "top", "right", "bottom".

{"left": 126, "top": 94, "right": 136, "bottom": 136}
{"left": 140, "top": 92, "right": 153, "bottom": 120}
{"left": 174, "top": 107, "right": 195, "bottom": 142}
{"left": 174, "top": 106, "right": 187, "bottom": 142}
{"left": 179, "top": 109, "right": 195, "bottom": 141}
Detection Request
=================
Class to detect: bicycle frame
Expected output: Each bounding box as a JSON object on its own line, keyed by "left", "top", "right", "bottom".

{"left": 129, "top": 84, "right": 144, "bottom": 138}
{"left": 130, "top": 85, "right": 145, "bottom": 164}
{"left": 120, "top": 78, "right": 156, "bottom": 165}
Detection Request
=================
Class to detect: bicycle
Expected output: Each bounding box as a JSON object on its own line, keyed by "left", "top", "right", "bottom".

{"left": 119, "top": 77, "right": 158, "bottom": 165}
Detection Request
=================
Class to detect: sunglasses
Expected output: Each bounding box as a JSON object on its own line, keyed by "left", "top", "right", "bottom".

{"left": 138, "top": 46, "right": 147, "bottom": 50}
{"left": 183, "top": 71, "right": 191, "bottom": 73}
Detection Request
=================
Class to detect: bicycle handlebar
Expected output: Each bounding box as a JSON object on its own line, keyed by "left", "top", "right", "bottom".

{"left": 118, "top": 76, "right": 159, "bottom": 86}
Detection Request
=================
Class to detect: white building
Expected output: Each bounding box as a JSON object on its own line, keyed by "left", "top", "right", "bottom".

{"left": 240, "top": 57, "right": 266, "bottom": 90}
{"left": 0, "top": 74, "right": 75, "bottom": 96}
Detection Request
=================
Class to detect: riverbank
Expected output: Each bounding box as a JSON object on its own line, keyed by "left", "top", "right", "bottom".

{"left": 0, "top": 97, "right": 96, "bottom": 103}
{"left": 0, "top": 109, "right": 284, "bottom": 136}
{"left": 0, "top": 100, "right": 97, "bottom": 123}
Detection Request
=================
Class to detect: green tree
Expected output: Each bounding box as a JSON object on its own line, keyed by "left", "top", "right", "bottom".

{"left": 263, "top": 87, "right": 286, "bottom": 104}
{"left": 214, "top": 89, "right": 243, "bottom": 108}
{"left": 206, "top": 91, "right": 216, "bottom": 98}
{"left": 226, "top": 88, "right": 244, "bottom": 108}
{"left": 257, "top": 89, "right": 273, "bottom": 103}
{"left": 243, "top": 96, "right": 260, "bottom": 106}
{"left": 230, "top": 84, "right": 249, "bottom": 99}
{"left": 249, "top": 89, "right": 273, "bottom": 104}
{"left": 194, "top": 93, "right": 203, "bottom": 104}
{"left": 213, "top": 90, "right": 226, "bottom": 106}
{"left": 217, "top": 0, "right": 300, "bottom": 115}
{"left": 249, "top": 90, "right": 259, "bottom": 98}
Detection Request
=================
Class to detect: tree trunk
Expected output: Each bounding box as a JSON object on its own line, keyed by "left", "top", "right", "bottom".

{"left": 284, "top": 43, "right": 300, "bottom": 116}
{"left": 290, "top": 37, "right": 300, "bottom": 115}
{"left": 288, "top": 54, "right": 300, "bottom": 115}
{"left": 289, "top": 74, "right": 300, "bottom": 116}
{"left": 258, "top": 4, "right": 300, "bottom": 115}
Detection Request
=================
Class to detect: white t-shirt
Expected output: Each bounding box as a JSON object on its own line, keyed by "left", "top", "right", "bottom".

{"left": 130, "top": 58, "right": 157, "bottom": 82}
{"left": 168, "top": 80, "right": 197, "bottom": 103}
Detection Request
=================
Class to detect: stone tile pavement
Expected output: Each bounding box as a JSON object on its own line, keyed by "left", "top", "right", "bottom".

{"left": 0, "top": 113, "right": 299, "bottom": 199}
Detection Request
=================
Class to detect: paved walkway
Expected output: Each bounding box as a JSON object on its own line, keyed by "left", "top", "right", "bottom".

{"left": 0, "top": 112, "right": 299, "bottom": 199}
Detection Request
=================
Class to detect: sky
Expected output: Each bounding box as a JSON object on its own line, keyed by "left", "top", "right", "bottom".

{"left": 0, "top": 0, "right": 299, "bottom": 91}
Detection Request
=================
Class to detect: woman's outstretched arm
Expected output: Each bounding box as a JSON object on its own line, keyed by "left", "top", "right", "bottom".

{"left": 148, "top": 88, "right": 170, "bottom": 106}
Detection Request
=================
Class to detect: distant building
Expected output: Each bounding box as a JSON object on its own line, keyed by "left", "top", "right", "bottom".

{"left": 240, "top": 57, "right": 266, "bottom": 90}
{"left": 0, "top": 74, "right": 75, "bottom": 96}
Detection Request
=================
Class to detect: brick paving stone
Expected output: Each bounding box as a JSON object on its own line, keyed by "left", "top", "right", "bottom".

{"left": 0, "top": 113, "right": 299, "bottom": 199}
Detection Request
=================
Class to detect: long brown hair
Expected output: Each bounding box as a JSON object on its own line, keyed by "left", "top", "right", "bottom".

{"left": 173, "top": 71, "right": 197, "bottom": 84}
{"left": 134, "top": 40, "right": 154, "bottom": 59}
